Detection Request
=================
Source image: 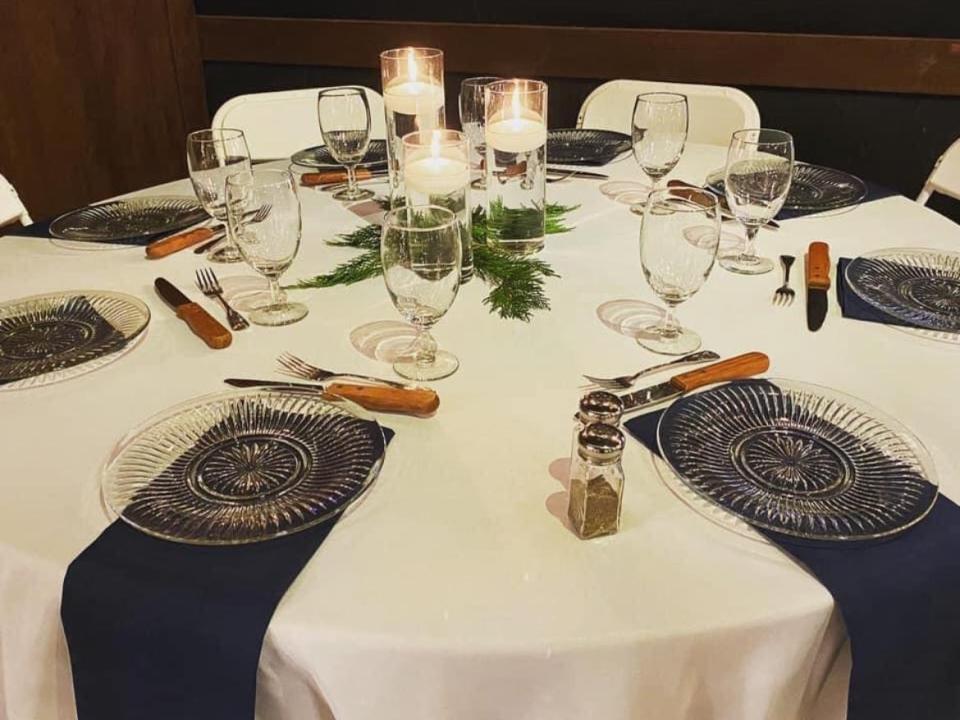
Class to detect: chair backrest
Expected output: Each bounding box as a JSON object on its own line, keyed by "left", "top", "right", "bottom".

{"left": 577, "top": 80, "right": 760, "bottom": 146}
{"left": 917, "top": 137, "right": 960, "bottom": 205}
{"left": 211, "top": 87, "right": 387, "bottom": 160}
{"left": 0, "top": 173, "right": 31, "bottom": 227}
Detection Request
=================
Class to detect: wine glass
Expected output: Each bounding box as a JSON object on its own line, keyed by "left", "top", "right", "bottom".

{"left": 317, "top": 87, "right": 374, "bottom": 202}
{"left": 186, "top": 128, "right": 251, "bottom": 263}
{"left": 630, "top": 93, "right": 688, "bottom": 208}
{"left": 638, "top": 188, "right": 720, "bottom": 355}
{"left": 225, "top": 168, "right": 308, "bottom": 326}
{"left": 459, "top": 76, "right": 501, "bottom": 189}
{"left": 381, "top": 205, "right": 462, "bottom": 381}
{"left": 720, "top": 128, "right": 794, "bottom": 275}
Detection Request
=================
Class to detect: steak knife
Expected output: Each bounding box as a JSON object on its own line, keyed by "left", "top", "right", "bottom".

{"left": 620, "top": 352, "right": 770, "bottom": 414}
{"left": 155, "top": 277, "right": 232, "bottom": 349}
{"left": 224, "top": 378, "right": 439, "bottom": 417}
{"left": 806, "top": 241, "right": 831, "bottom": 332}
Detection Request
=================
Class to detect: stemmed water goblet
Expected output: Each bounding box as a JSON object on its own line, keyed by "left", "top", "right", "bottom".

{"left": 720, "top": 128, "right": 794, "bottom": 275}
{"left": 638, "top": 188, "right": 720, "bottom": 355}
{"left": 381, "top": 205, "right": 462, "bottom": 381}
{"left": 186, "top": 128, "right": 251, "bottom": 263}
{"left": 225, "top": 168, "right": 309, "bottom": 326}
{"left": 629, "top": 93, "right": 688, "bottom": 212}
{"left": 459, "top": 76, "right": 501, "bottom": 189}
{"left": 317, "top": 87, "right": 374, "bottom": 202}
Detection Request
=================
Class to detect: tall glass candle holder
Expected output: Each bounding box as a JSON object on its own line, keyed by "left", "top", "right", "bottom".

{"left": 380, "top": 47, "right": 446, "bottom": 204}
{"left": 402, "top": 129, "right": 473, "bottom": 282}
{"left": 484, "top": 79, "right": 548, "bottom": 255}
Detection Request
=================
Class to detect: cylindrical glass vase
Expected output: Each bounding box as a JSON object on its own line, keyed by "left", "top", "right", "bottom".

{"left": 484, "top": 79, "right": 548, "bottom": 255}
{"left": 380, "top": 47, "right": 446, "bottom": 205}
{"left": 402, "top": 129, "right": 473, "bottom": 282}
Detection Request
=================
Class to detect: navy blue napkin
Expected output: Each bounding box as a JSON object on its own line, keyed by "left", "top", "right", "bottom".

{"left": 777, "top": 181, "right": 899, "bottom": 220}
{"left": 624, "top": 409, "right": 960, "bottom": 719}
{"left": 62, "top": 427, "right": 394, "bottom": 720}
{"left": 836, "top": 257, "right": 917, "bottom": 327}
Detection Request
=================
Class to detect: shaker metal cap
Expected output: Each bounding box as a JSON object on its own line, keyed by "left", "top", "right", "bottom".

{"left": 577, "top": 423, "right": 626, "bottom": 463}
{"left": 578, "top": 391, "right": 624, "bottom": 424}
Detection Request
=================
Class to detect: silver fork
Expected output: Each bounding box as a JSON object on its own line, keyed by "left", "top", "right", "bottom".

{"left": 582, "top": 350, "right": 720, "bottom": 391}
{"left": 774, "top": 255, "right": 796, "bottom": 306}
{"left": 194, "top": 203, "right": 273, "bottom": 255}
{"left": 195, "top": 268, "right": 250, "bottom": 330}
{"left": 277, "top": 352, "right": 410, "bottom": 389}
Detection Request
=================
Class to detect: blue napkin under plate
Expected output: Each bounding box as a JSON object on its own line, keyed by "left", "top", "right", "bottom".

{"left": 777, "top": 181, "right": 899, "bottom": 220}
{"left": 624, "top": 408, "right": 960, "bottom": 720}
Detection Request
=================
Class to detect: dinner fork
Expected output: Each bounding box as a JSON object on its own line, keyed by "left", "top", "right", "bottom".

{"left": 193, "top": 203, "right": 273, "bottom": 255}
{"left": 773, "top": 255, "right": 796, "bottom": 306}
{"left": 195, "top": 268, "right": 250, "bottom": 330}
{"left": 582, "top": 350, "right": 720, "bottom": 390}
{"left": 277, "top": 352, "right": 411, "bottom": 389}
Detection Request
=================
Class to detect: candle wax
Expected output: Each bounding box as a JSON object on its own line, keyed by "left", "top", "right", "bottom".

{"left": 485, "top": 117, "right": 547, "bottom": 154}
{"left": 383, "top": 81, "right": 445, "bottom": 117}
{"left": 404, "top": 156, "right": 470, "bottom": 196}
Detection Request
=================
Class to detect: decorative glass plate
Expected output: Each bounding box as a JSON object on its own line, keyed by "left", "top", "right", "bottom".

{"left": 291, "top": 139, "right": 388, "bottom": 170}
{"left": 102, "top": 389, "right": 387, "bottom": 545}
{"left": 49, "top": 196, "right": 207, "bottom": 243}
{"left": 548, "top": 129, "right": 632, "bottom": 166}
{"left": 706, "top": 163, "right": 867, "bottom": 213}
{"left": 845, "top": 248, "right": 960, "bottom": 333}
{"left": 0, "top": 290, "right": 150, "bottom": 390}
{"left": 657, "top": 379, "right": 938, "bottom": 541}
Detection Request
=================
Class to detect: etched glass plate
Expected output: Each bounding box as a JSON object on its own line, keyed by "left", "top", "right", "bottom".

{"left": 0, "top": 290, "right": 150, "bottom": 390}
{"left": 102, "top": 389, "right": 387, "bottom": 545}
{"left": 291, "top": 139, "right": 388, "bottom": 170}
{"left": 845, "top": 248, "right": 960, "bottom": 333}
{"left": 706, "top": 163, "right": 868, "bottom": 213}
{"left": 49, "top": 196, "right": 207, "bottom": 242}
{"left": 548, "top": 129, "right": 632, "bottom": 166}
{"left": 657, "top": 379, "right": 938, "bottom": 541}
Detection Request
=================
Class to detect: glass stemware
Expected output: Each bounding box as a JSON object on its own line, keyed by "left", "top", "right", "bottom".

{"left": 186, "top": 128, "right": 251, "bottom": 263}
{"left": 630, "top": 93, "right": 688, "bottom": 210}
{"left": 459, "top": 76, "right": 501, "bottom": 190}
{"left": 225, "top": 169, "right": 309, "bottom": 326}
{"left": 720, "top": 128, "right": 794, "bottom": 275}
{"left": 638, "top": 188, "right": 720, "bottom": 355}
{"left": 381, "top": 205, "right": 462, "bottom": 381}
{"left": 317, "top": 87, "right": 374, "bottom": 202}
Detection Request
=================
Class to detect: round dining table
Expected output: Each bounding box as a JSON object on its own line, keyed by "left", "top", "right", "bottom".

{"left": 1, "top": 143, "right": 958, "bottom": 720}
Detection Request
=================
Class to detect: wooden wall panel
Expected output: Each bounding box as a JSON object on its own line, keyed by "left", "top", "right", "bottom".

{"left": 0, "top": 0, "right": 208, "bottom": 220}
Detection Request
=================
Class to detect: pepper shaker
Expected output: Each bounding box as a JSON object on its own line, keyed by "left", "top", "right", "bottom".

{"left": 570, "top": 391, "right": 623, "bottom": 480}
{"left": 568, "top": 423, "right": 626, "bottom": 539}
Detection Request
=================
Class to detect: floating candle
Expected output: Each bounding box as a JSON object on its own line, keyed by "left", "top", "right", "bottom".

{"left": 383, "top": 48, "right": 445, "bottom": 117}
{"left": 404, "top": 131, "right": 470, "bottom": 195}
{"left": 485, "top": 85, "right": 546, "bottom": 153}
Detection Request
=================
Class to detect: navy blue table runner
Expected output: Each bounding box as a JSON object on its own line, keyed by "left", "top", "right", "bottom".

{"left": 624, "top": 410, "right": 960, "bottom": 719}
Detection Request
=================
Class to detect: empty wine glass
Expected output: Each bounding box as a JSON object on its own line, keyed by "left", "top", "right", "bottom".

{"left": 459, "top": 76, "right": 501, "bottom": 189}
{"left": 638, "top": 188, "right": 720, "bottom": 355}
{"left": 186, "top": 128, "right": 251, "bottom": 263}
{"left": 720, "top": 128, "right": 794, "bottom": 275}
{"left": 225, "top": 169, "right": 308, "bottom": 326}
{"left": 317, "top": 87, "right": 374, "bottom": 202}
{"left": 381, "top": 205, "right": 462, "bottom": 381}
{"left": 630, "top": 93, "right": 688, "bottom": 211}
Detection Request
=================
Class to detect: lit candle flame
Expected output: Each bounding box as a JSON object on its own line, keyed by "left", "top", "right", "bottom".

{"left": 406, "top": 48, "right": 417, "bottom": 83}
{"left": 430, "top": 130, "right": 441, "bottom": 158}
{"left": 511, "top": 84, "right": 521, "bottom": 119}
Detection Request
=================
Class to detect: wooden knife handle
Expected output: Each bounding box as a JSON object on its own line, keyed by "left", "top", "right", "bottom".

{"left": 146, "top": 226, "right": 218, "bottom": 259}
{"left": 300, "top": 168, "right": 373, "bottom": 187}
{"left": 175, "top": 302, "right": 232, "bottom": 349}
{"left": 324, "top": 383, "right": 439, "bottom": 417}
{"left": 670, "top": 352, "right": 770, "bottom": 393}
{"left": 806, "top": 242, "right": 831, "bottom": 290}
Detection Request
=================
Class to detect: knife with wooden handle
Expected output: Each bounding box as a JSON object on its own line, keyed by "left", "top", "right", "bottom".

{"left": 155, "top": 277, "right": 232, "bottom": 349}
{"left": 300, "top": 168, "right": 378, "bottom": 187}
{"left": 224, "top": 378, "right": 439, "bottom": 417}
{"left": 145, "top": 225, "right": 221, "bottom": 259}
{"left": 806, "top": 241, "right": 831, "bottom": 332}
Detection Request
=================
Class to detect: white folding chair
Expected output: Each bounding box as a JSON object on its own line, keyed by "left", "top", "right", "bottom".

{"left": 0, "top": 173, "right": 32, "bottom": 227}
{"left": 577, "top": 80, "right": 760, "bottom": 146}
{"left": 917, "top": 138, "right": 960, "bottom": 205}
{"left": 210, "top": 87, "right": 387, "bottom": 160}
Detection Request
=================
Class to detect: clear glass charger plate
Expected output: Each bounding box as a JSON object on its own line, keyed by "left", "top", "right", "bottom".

{"left": 49, "top": 196, "right": 207, "bottom": 243}
{"left": 102, "top": 388, "right": 387, "bottom": 545}
{"left": 0, "top": 290, "right": 150, "bottom": 390}
{"left": 845, "top": 247, "right": 960, "bottom": 335}
{"left": 656, "top": 379, "right": 938, "bottom": 541}
{"left": 291, "top": 139, "right": 388, "bottom": 170}
{"left": 706, "top": 162, "right": 868, "bottom": 213}
{"left": 547, "top": 128, "right": 632, "bottom": 166}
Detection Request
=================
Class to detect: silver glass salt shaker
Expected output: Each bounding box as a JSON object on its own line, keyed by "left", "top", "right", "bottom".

{"left": 568, "top": 423, "right": 626, "bottom": 539}
{"left": 570, "top": 391, "right": 623, "bottom": 480}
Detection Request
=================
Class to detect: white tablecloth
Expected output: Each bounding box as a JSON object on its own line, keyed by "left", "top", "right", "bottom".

{"left": 2, "top": 144, "right": 958, "bottom": 720}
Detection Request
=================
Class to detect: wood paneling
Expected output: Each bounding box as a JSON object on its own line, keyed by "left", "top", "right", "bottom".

{"left": 0, "top": 0, "right": 208, "bottom": 220}
{"left": 197, "top": 16, "right": 960, "bottom": 96}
